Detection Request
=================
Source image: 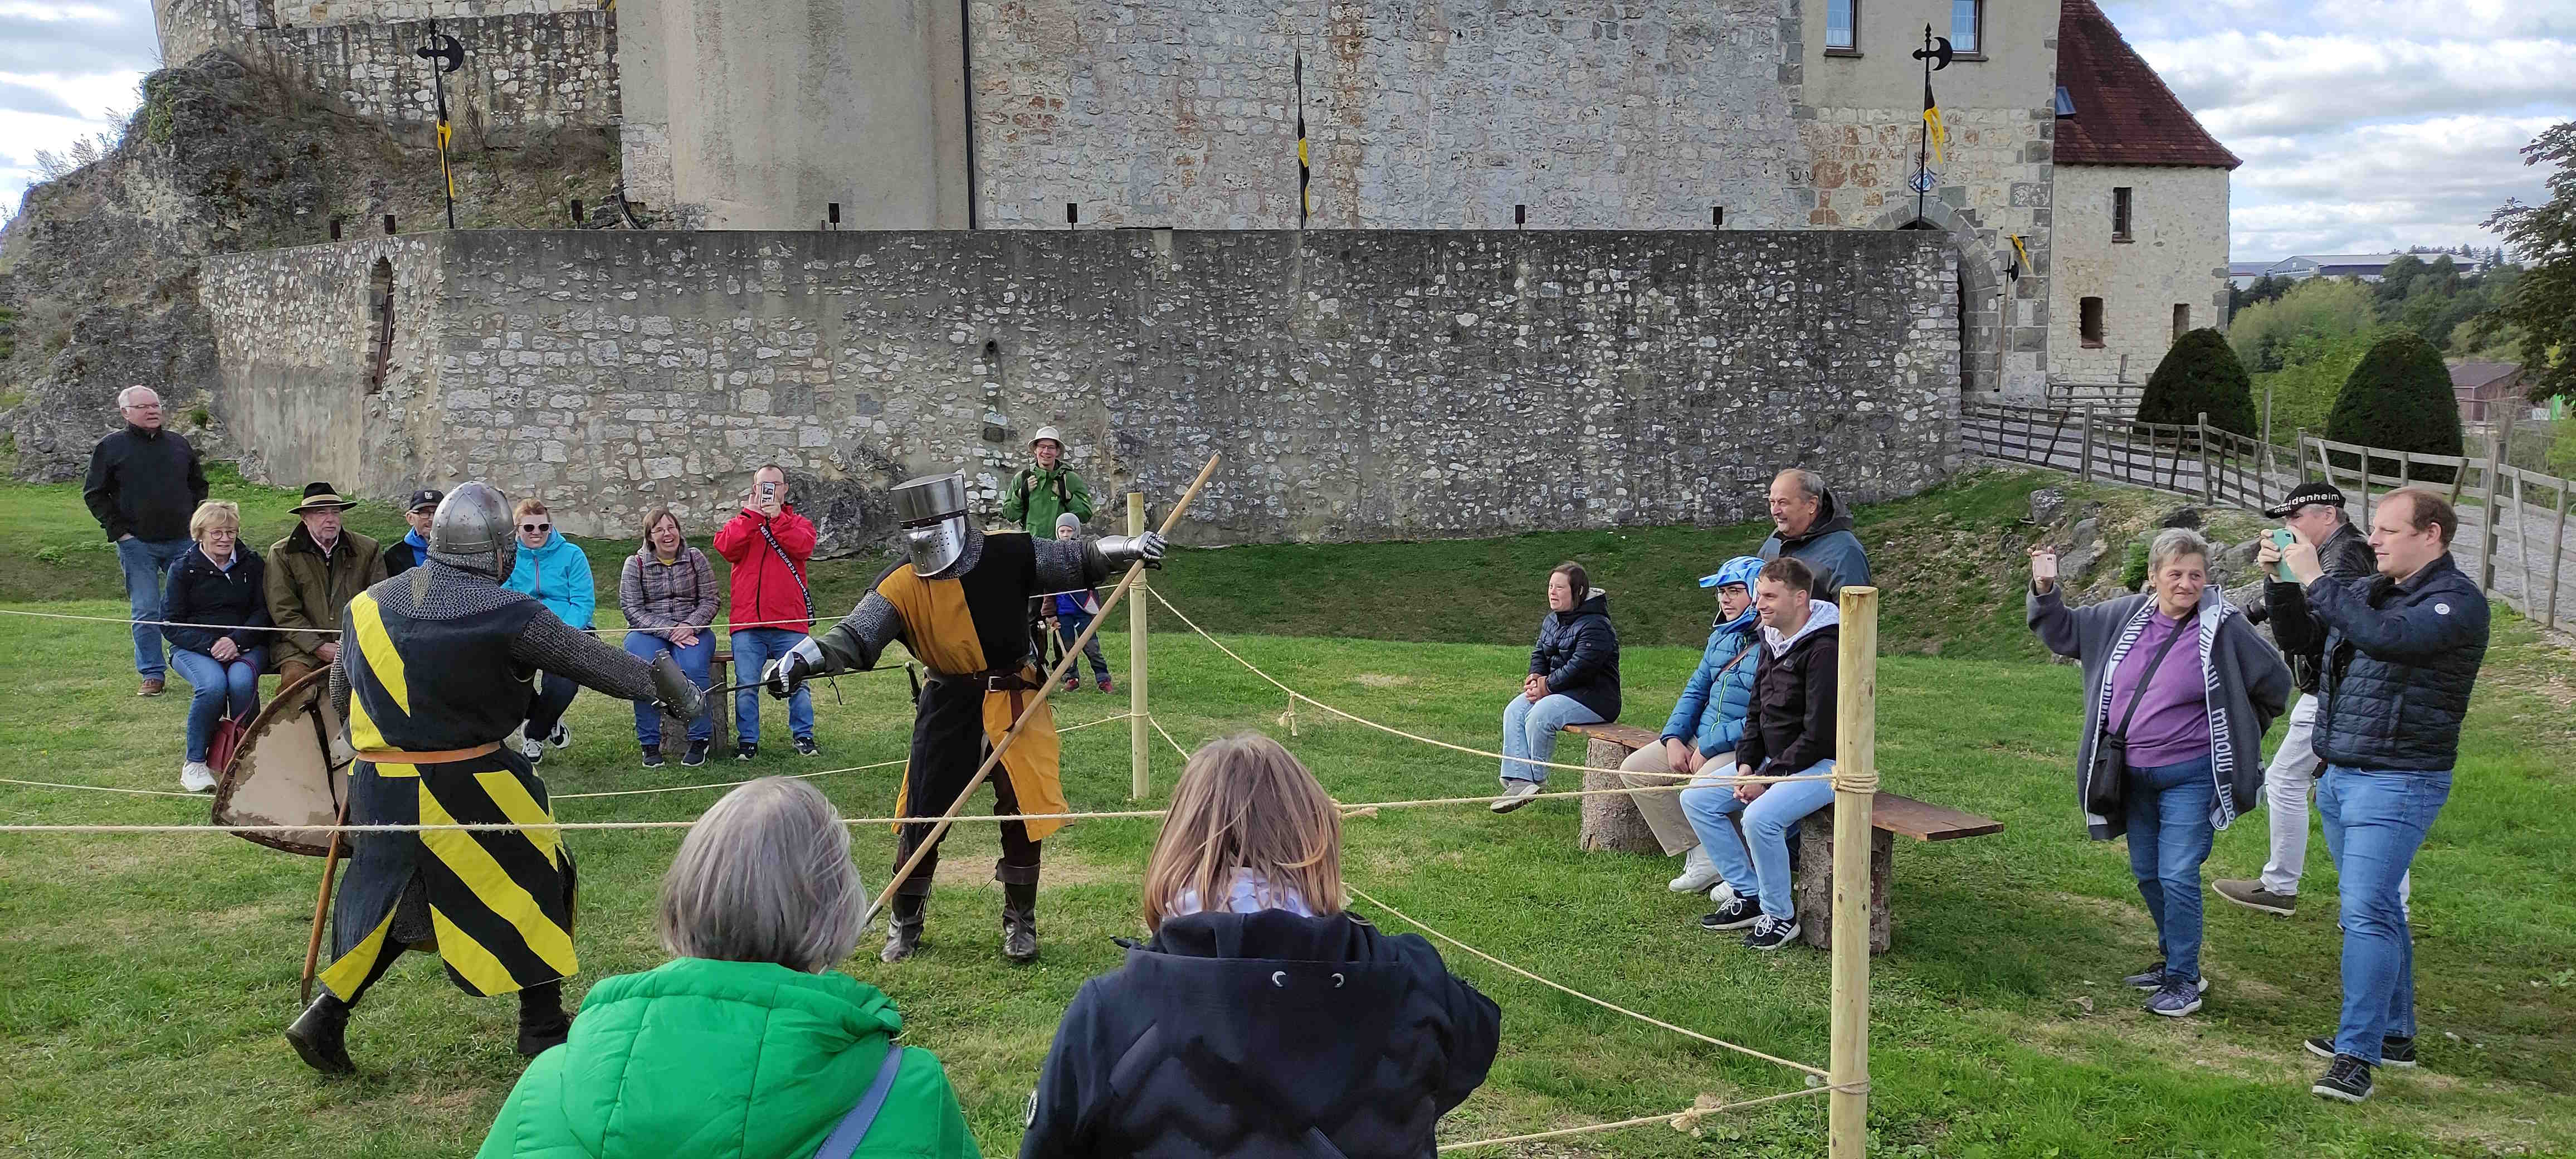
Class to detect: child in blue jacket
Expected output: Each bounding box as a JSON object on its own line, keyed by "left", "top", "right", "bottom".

{"left": 1048, "top": 513, "right": 1113, "bottom": 691}
{"left": 1618, "top": 556, "right": 1765, "bottom": 894}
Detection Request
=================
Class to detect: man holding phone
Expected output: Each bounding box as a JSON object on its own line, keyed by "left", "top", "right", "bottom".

{"left": 2213, "top": 481, "right": 2379, "bottom": 918}
{"left": 713, "top": 465, "right": 821, "bottom": 759}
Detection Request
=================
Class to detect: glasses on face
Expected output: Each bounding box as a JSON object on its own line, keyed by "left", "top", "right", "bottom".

{"left": 521, "top": 522, "right": 551, "bottom": 533}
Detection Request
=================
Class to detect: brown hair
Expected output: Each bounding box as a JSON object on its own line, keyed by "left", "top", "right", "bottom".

{"left": 1141, "top": 733, "right": 1344, "bottom": 932}
{"left": 1757, "top": 555, "right": 1816, "bottom": 594}
{"left": 1550, "top": 561, "right": 1590, "bottom": 601}
{"left": 640, "top": 507, "right": 682, "bottom": 542}
{"left": 514, "top": 497, "right": 550, "bottom": 519}
{"left": 2385, "top": 487, "right": 2459, "bottom": 547}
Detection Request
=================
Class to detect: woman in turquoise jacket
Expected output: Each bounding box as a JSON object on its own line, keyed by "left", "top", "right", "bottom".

{"left": 502, "top": 499, "right": 597, "bottom": 763}
{"left": 477, "top": 777, "right": 981, "bottom": 1159}
{"left": 1618, "top": 556, "right": 1765, "bottom": 895}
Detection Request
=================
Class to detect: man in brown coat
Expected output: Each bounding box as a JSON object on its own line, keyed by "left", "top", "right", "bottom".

{"left": 265, "top": 483, "right": 386, "bottom": 699}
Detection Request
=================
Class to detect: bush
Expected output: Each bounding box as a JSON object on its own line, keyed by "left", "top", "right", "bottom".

{"left": 2138, "top": 328, "right": 2258, "bottom": 436}
{"left": 2256, "top": 327, "right": 2387, "bottom": 447}
{"left": 2229, "top": 278, "right": 2377, "bottom": 373}
{"left": 2325, "top": 331, "right": 2466, "bottom": 484}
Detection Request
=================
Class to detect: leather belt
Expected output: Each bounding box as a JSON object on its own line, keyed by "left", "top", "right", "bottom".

{"left": 972, "top": 666, "right": 1038, "bottom": 694}
{"left": 355, "top": 742, "right": 502, "bottom": 764}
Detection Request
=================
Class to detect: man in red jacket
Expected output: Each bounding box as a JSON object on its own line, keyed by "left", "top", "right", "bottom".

{"left": 712, "top": 465, "right": 820, "bottom": 759}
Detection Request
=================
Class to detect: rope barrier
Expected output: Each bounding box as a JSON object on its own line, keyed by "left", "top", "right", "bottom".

{"left": 1, "top": 590, "right": 1104, "bottom": 640}
{"left": 1146, "top": 589, "right": 1824, "bottom": 785}
{"left": 0, "top": 777, "right": 208, "bottom": 798}
{"left": 1146, "top": 713, "right": 1192, "bottom": 759}
{"left": 1438, "top": 1085, "right": 1835, "bottom": 1153}
{"left": 1345, "top": 883, "right": 1831, "bottom": 1078}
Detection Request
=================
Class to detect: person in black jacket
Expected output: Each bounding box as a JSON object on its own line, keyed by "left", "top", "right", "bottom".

{"left": 2269, "top": 488, "right": 2490, "bottom": 1104}
{"left": 2217, "top": 481, "right": 2379, "bottom": 917}
{"left": 1492, "top": 562, "right": 1620, "bottom": 814}
{"left": 1021, "top": 733, "right": 1499, "bottom": 1159}
{"left": 82, "top": 386, "right": 210, "bottom": 696}
{"left": 1690, "top": 556, "right": 1840, "bottom": 951}
{"left": 383, "top": 488, "right": 444, "bottom": 577}
{"left": 162, "top": 500, "right": 270, "bottom": 791}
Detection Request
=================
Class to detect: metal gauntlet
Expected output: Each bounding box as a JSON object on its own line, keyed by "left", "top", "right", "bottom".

{"left": 649, "top": 653, "right": 706, "bottom": 720}
{"left": 1095, "top": 532, "right": 1168, "bottom": 569}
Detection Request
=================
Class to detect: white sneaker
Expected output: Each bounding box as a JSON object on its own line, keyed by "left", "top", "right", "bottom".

{"left": 1709, "top": 881, "right": 1739, "bottom": 905}
{"left": 548, "top": 723, "right": 572, "bottom": 749}
{"left": 179, "top": 762, "right": 217, "bottom": 793}
{"left": 1489, "top": 781, "right": 1543, "bottom": 814}
{"left": 520, "top": 737, "right": 546, "bottom": 762}
{"left": 1668, "top": 846, "right": 1722, "bottom": 893}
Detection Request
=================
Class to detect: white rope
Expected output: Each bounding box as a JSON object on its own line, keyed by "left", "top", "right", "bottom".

{"left": 1146, "top": 713, "right": 1192, "bottom": 758}
{"left": 1438, "top": 1085, "right": 1836, "bottom": 1153}
{"left": 0, "top": 777, "right": 207, "bottom": 798}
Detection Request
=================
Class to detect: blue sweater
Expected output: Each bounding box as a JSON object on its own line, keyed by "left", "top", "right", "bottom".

{"left": 1660, "top": 618, "right": 1760, "bottom": 756}
{"left": 505, "top": 532, "right": 597, "bottom": 629}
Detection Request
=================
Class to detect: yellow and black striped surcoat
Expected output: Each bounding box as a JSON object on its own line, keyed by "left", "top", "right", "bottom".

{"left": 317, "top": 587, "right": 577, "bottom": 1000}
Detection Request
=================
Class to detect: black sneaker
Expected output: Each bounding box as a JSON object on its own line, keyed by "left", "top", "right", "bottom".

{"left": 1699, "top": 896, "right": 1760, "bottom": 932}
{"left": 1741, "top": 913, "right": 1799, "bottom": 950}
{"left": 735, "top": 743, "right": 758, "bottom": 762}
{"left": 548, "top": 722, "right": 572, "bottom": 750}
{"left": 640, "top": 744, "right": 663, "bottom": 768}
{"left": 2307, "top": 1035, "right": 2417, "bottom": 1069}
{"left": 681, "top": 740, "right": 709, "bottom": 767}
{"left": 793, "top": 737, "right": 821, "bottom": 757}
{"left": 2123, "top": 962, "right": 2169, "bottom": 990}
{"left": 2312, "top": 1053, "right": 2373, "bottom": 1103}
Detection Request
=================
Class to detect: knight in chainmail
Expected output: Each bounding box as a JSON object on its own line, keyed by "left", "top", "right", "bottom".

{"left": 767, "top": 471, "right": 1165, "bottom": 965}
{"left": 284, "top": 482, "right": 704, "bottom": 1075}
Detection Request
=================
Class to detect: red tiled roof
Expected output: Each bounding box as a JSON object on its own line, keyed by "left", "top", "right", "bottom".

{"left": 2055, "top": 0, "right": 2240, "bottom": 169}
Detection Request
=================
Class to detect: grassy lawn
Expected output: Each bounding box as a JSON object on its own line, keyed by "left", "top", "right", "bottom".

{"left": 2, "top": 471, "right": 2571, "bottom": 1157}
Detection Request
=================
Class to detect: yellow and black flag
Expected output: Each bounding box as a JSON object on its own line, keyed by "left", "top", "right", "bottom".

{"left": 1921, "top": 75, "right": 1948, "bottom": 165}
{"left": 1294, "top": 50, "right": 1311, "bottom": 227}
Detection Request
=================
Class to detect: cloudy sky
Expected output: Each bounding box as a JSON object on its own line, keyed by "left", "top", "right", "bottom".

{"left": 3, "top": 0, "right": 2572, "bottom": 260}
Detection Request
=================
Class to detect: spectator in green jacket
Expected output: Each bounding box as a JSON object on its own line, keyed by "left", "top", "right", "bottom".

{"left": 475, "top": 776, "right": 980, "bottom": 1159}
{"left": 1001, "top": 426, "right": 1095, "bottom": 534}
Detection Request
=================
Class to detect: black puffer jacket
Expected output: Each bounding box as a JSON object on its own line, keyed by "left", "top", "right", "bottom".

{"left": 2272, "top": 552, "right": 2489, "bottom": 771}
{"left": 2251, "top": 519, "right": 2378, "bottom": 694}
{"left": 1528, "top": 588, "right": 1620, "bottom": 721}
{"left": 1734, "top": 602, "right": 1841, "bottom": 777}
{"left": 159, "top": 545, "right": 272, "bottom": 654}
{"left": 1021, "top": 909, "right": 1500, "bottom": 1159}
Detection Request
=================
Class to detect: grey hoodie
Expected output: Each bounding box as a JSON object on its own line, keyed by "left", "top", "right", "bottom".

{"left": 2027, "top": 585, "right": 2294, "bottom": 840}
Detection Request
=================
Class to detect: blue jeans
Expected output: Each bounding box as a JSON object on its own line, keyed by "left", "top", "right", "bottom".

{"left": 2124, "top": 754, "right": 2217, "bottom": 985}
{"left": 1052, "top": 609, "right": 1110, "bottom": 681}
{"left": 2318, "top": 764, "right": 2451, "bottom": 1063}
{"left": 1499, "top": 693, "right": 1603, "bottom": 785}
{"left": 170, "top": 645, "right": 266, "bottom": 762}
{"left": 730, "top": 627, "right": 813, "bottom": 744}
{"left": 1682, "top": 758, "right": 1836, "bottom": 919}
{"left": 118, "top": 537, "right": 189, "bottom": 678}
{"left": 623, "top": 631, "right": 714, "bottom": 746}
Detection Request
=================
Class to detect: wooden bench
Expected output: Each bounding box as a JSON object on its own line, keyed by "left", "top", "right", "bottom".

{"left": 1564, "top": 722, "right": 2003, "bottom": 955}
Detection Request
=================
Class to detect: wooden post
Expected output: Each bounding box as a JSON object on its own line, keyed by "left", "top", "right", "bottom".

{"left": 2296, "top": 428, "right": 2310, "bottom": 481}
{"left": 2197, "top": 412, "right": 2214, "bottom": 503}
{"left": 2480, "top": 434, "right": 2504, "bottom": 593}
{"left": 2512, "top": 467, "right": 2537, "bottom": 618}
{"left": 2546, "top": 474, "right": 2570, "bottom": 632}
{"left": 1128, "top": 490, "right": 1151, "bottom": 801}
{"left": 2079, "top": 406, "right": 2095, "bottom": 483}
{"left": 1828, "top": 586, "right": 1879, "bottom": 1159}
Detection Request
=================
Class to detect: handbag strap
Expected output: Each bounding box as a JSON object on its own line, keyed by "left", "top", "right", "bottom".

{"left": 2110, "top": 616, "right": 2190, "bottom": 740}
{"left": 814, "top": 1045, "right": 907, "bottom": 1159}
{"left": 754, "top": 519, "right": 816, "bottom": 625}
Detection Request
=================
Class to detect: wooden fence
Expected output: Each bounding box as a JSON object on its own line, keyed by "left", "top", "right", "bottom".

{"left": 1962, "top": 402, "right": 2575, "bottom": 632}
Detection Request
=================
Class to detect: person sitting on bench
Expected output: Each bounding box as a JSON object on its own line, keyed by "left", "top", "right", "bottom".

{"left": 1619, "top": 555, "right": 1765, "bottom": 895}
{"left": 1685, "top": 556, "right": 1839, "bottom": 951}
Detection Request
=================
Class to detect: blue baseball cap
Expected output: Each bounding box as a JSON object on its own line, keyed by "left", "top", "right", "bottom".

{"left": 1697, "top": 556, "right": 1766, "bottom": 590}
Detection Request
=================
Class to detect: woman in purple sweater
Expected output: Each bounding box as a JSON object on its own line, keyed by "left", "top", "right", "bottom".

{"left": 2028, "top": 527, "right": 2292, "bottom": 1020}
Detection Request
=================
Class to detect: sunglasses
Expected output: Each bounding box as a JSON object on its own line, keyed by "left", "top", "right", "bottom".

{"left": 521, "top": 522, "right": 552, "bottom": 533}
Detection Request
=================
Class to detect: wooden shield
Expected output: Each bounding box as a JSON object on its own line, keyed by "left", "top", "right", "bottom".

{"left": 211, "top": 668, "right": 350, "bottom": 856}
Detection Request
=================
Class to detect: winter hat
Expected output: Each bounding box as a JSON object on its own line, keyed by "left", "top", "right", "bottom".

{"left": 1055, "top": 512, "right": 1082, "bottom": 534}
{"left": 2263, "top": 481, "right": 2347, "bottom": 519}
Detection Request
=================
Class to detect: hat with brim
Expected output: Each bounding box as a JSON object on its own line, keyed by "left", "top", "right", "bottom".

{"left": 1029, "top": 425, "right": 1064, "bottom": 449}
{"left": 290, "top": 482, "right": 361, "bottom": 514}
{"left": 2262, "top": 480, "right": 2346, "bottom": 520}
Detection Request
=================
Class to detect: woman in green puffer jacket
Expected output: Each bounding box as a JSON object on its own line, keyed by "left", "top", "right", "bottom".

{"left": 476, "top": 778, "right": 982, "bottom": 1159}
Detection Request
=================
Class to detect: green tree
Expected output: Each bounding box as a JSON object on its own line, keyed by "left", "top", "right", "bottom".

{"left": 2255, "top": 327, "right": 2385, "bottom": 447}
{"left": 2138, "top": 327, "right": 2258, "bottom": 436}
{"left": 2479, "top": 120, "right": 2576, "bottom": 404}
{"left": 2326, "top": 331, "right": 2467, "bottom": 483}
{"left": 2229, "top": 277, "right": 2377, "bottom": 372}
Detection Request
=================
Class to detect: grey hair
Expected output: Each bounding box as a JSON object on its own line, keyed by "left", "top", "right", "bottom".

{"left": 1774, "top": 468, "right": 1826, "bottom": 501}
{"left": 2146, "top": 527, "right": 2212, "bottom": 576}
{"left": 658, "top": 777, "right": 864, "bottom": 973}
{"left": 117, "top": 384, "right": 159, "bottom": 406}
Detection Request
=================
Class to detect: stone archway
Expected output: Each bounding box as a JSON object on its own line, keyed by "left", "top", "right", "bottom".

{"left": 1868, "top": 201, "right": 2010, "bottom": 400}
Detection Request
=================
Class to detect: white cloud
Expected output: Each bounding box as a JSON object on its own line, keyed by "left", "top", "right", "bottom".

{"left": 2137, "top": 33, "right": 2576, "bottom": 139}
{"left": 0, "top": 0, "right": 151, "bottom": 211}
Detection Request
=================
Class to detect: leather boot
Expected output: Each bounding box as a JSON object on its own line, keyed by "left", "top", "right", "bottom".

{"left": 1002, "top": 882, "right": 1039, "bottom": 964}
{"left": 881, "top": 892, "right": 927, "bottom": 963}
{"left": 515, "top": 981, "right": 572, "bottom": 1058}
{"left": 285, "top": 992, "right": 356, "bottom": 1075}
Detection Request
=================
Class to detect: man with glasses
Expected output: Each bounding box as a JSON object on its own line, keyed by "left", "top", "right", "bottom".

{"left": 84, "top": 384, "right": 210, "bottom": 696}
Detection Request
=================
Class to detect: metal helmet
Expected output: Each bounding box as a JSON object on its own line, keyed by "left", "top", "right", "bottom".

{"left": 891, "top": 472, "right": 970, "bottom": 578}
{"left": 428, "top": 480, "right": 516, "bottom": 581}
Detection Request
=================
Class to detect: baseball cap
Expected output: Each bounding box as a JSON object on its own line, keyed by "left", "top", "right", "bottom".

{"left": 408, "top": 488, "right": 446, "bottom": 512}
{"left": 2262, "top": 481, "right": 2345, "bottom": 519}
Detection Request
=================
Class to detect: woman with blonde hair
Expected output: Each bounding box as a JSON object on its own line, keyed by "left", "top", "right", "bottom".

{"left": 476, "top": 777, "right": 979, "bottom": 1158}
{"left": 1020, "top": 733, "right": 1500, "bottom": 1158}
{"left": 162, "top": 499, "right": 270, "bottom": 791}
{"left": 618, "top": 507, "right": 719, "bottom": 768}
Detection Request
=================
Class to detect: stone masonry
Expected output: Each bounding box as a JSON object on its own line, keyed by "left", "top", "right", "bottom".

{"left": 198, "top": 229, "right": 1963, "bottom": 551}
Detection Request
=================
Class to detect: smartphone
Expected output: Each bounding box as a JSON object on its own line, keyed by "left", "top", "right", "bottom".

{"left": 2032, "top": 550, "right": 2058, "bottom": 582}
{"left": 760, "top": 481, "right": 778, "bottom": 500}
{"left": 2270, "top": 528, "right": 2297, "bottom": 582}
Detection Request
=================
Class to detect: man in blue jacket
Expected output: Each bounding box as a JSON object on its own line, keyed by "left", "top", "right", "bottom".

{"left": 1619, "top": 556, "right": 1764, "bottom": 895}
{"left": 2270, "top": 488, "right": 2489, "bottom": 1104}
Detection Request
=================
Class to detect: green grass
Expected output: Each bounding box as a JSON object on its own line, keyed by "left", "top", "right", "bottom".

{"left": 3, "top": 474, "right": 2572, "bottom": 1157}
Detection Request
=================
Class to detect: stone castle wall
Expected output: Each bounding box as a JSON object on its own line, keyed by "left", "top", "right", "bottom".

{"left": 198, "top": 229, "right": 1963, "bottom": 551}
{"left": 2048, "top": 164, "right": 2232, "bottom": 384}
